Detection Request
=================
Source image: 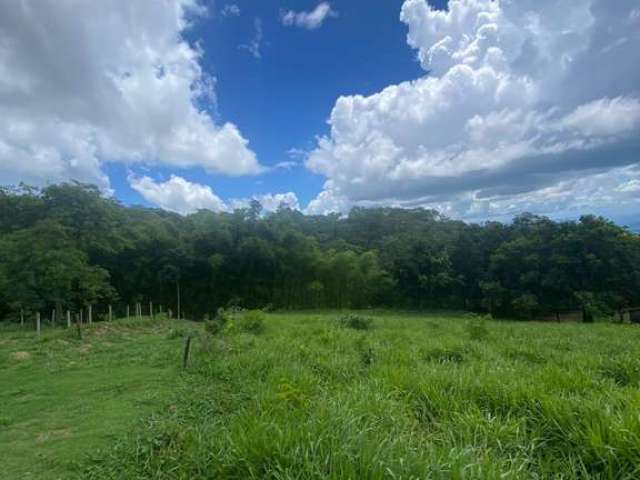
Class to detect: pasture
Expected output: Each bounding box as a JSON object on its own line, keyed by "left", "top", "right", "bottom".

{"left": 2, "top": 312, "right": 640, "bottom": 479}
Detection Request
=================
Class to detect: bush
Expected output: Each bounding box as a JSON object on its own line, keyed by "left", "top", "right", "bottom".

{"left": 511, "top": 293, "right": 539, "bottom": 319}
{"left": 214, "top": 308, "right": 266, "bottom": 335}
{"left": 204, "top": 308, "right": 230, "bottom": 336}
{"left": 338, "top": 313, "right": 373, "bottom": 331}
{"left": 235, "top": 309, "right": 266, "bottom": 334}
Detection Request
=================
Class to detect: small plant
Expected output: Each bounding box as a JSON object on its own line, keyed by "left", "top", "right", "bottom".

{"left": 204, "top": 308, "right": 230, "bottom": 335}
{"left": 338, "top": 313, "right": 373, "bottom": 331}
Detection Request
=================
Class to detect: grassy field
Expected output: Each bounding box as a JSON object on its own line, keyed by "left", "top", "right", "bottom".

{"left": 0, "top": 316, "right": 199, "bottom": 479}
{"left": 2, "top": 312, "right": 640, "bottom": 479}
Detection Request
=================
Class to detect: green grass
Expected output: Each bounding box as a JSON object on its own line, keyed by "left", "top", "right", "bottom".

{"left": 3, "top": 312, "right": 640, "bottom": 479}
{"left": 0, "top": 316, "right": 199, "bottom": 479}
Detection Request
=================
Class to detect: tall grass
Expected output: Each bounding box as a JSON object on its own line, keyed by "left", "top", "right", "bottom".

{"left": 78, "top": 312, "right": 640, "bottom": 479}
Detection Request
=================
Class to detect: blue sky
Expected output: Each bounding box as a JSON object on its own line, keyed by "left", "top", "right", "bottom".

{"left": 115, "top": 0, "right": 431, "bottom": 208}
{"left": 0, "top": 0, "right": 639, "bottom": 224}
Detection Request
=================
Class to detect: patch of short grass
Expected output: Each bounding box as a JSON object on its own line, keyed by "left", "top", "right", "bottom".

{"left": 0, "top": 317, "right": 200, "bottom": 480}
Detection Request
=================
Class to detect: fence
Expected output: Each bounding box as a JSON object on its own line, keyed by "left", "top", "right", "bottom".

{"left": 8, "top": 300, "right": 184, "bottom": 336}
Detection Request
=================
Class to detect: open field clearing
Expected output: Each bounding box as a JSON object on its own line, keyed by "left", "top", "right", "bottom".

{"left": 3, "top": 312, "right": 640, "bottom": 479}
{"left": 0, "top": 317, "right": 197, "bottom": 479}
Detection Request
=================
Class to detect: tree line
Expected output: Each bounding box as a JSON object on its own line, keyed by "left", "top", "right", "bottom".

{"left": 1, "top": 182, "right": 639, "bottom": 322}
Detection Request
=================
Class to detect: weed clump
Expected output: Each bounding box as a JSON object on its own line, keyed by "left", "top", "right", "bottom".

{"left": 204, "top": 308, "right": 229, "bottom": 335}
{"left": 338, "top": 313, "right": 373, "bottom": 331}
{"left": 206, "top": 308, "right": 266, "bottom": 335}
{"left": 235, "top": 309, "right": 266, "bottom": 334}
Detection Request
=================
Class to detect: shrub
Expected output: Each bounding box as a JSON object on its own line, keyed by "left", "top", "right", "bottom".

{"left": 205, "top": 307, "right": 266, "bottom": 336}
{"left": 235, "top": 309, "right": 266, "bottom": 334}
{"left": 511, "top": 293, "right": 539, "bottom": 319}
{"left": 216, "top": 308, "right": 265, "bottom": 335}
{"left": 204, "top": 308, "right": 230, "bottom": 336}
{"left": 338, "top": 313, "right": 373, "bottom": 331}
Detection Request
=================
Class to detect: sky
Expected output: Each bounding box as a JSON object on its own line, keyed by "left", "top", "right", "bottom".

{"left": 0, "top": 0, "right": 639, "bottom": 225}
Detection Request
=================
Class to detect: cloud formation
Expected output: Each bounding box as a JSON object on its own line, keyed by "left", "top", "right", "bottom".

{"left": 239, "top": 17, "right": 263, "bottom": 59}
{"left": 129, "top": 174, "right": 227, "bottom": 215}
{"left": 220, "top": 4, "right": 241, "bottom": 17}
{"left": 230, "top": 192, "right": 300, "bottom": 212}
{"left": 130, "top": 175, "right": 299, "bottom": 215}
{"left": 281, "top": 2, "right": 337, "bottom": 30}
{"left": 306, "top": 0, "right": 640, "bottom": 218}
{"left": 0, "top": 0, "right": 260, "bottom": 189}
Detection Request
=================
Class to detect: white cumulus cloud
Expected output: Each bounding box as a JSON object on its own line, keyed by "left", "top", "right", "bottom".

{"left": 281, "top": 2, "right": 337, "bottom": 30}
{"left": 0, "top": 0, "right": 261, "bottom": 190}
{"left": 129, "top": 174, "right": 300, "bottom": 215}
{"left": 306, "top": 0, "right": 640, "bottom": 218}
{"left": 129, "top": 174, "right": 227, "bottom": 215}
{"left": 230, "top": 192, "right": 300, "bottom": 212}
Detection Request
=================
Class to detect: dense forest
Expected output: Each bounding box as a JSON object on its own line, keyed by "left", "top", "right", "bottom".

{"left": 1, "top": 182, "right": 639, "bottom": 322}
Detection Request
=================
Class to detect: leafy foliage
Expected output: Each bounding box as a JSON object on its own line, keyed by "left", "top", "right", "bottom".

{"left": 231, "top": 309, "right": 266, "bottom": 335}
{"left": 205, "top": 307, "right": 266, "bottom": 335}
{"left": 1, "top": 184, "right": 640, "bottom": 321}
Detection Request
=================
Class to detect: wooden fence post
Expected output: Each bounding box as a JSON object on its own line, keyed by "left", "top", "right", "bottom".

{"left": 66, "top": 310, "right": 71, "bottom": 328}
{"left": 108, "top": 304, "right": 112, "bottom": 322}
{"left": 36, "top": 312, "right": 41, "bottom": 337}
{"left": 149, "top": 301, "right": 153, "bottom": 320}
{"left": 176, "top": 281, "right": 181, "bottom": 323}
{"left": 20, "top": 308, "right": 24, "bottom": 328}
{"left": 80, "top": 308, "right": 83, "bottom": 325}
{"left": 76, "top": 313, "right": 82, "bottom": 340}
{"left": 88, "top": 304, "right": 92, "bottom": 325}
{"left": 126, "top": 304, "right": 130, "bottom": 320}
{"left": 183, "top": 336, "right": 192, "bottom": 369}
{"left": 51, "top": 309, "right": 56, "bottom": 325}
